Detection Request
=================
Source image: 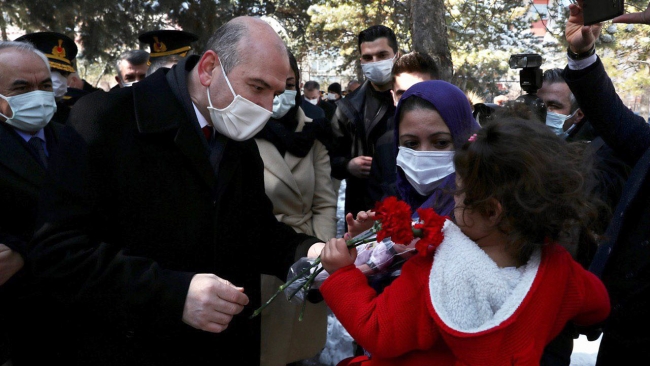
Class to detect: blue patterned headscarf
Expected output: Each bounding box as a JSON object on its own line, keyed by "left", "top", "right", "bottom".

{"left": 393, "top": 80, "right": 480, "bottom": 214}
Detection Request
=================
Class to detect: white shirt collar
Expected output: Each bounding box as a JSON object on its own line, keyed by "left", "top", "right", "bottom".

{"left": 192, "top": 102, "right": 210, "bottom": 130}
{"left": 14, "top": 126, "right": 46, "bottom": 143}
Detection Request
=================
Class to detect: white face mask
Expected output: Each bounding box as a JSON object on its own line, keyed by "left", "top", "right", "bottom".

{"left": 120, "top": 80, "right": 136, "bottom": 88}
{"left": 51, "top": 71, "right": 68, "bottom": 99}
{"left": 0, "top": 90, "right": 57, "bottom": 132}
{"left": 327, "top": 93, "right": 337, "bottom": 101}
{"left": 396, "top": 146, "right": 455, "bottom": 196}
{"left": 545, "top": 110, "right": 577, "bottom": 136}
{"left": 361, "top": 55, "right": 396, "bottom": 85}
{"left": 207, "top": 59, "right": 272, "bottom": 141}
{"left": 305, "top": 97, "right": 319, "bottom": 105}
{"left": 272, "top": 90, "right": 297, "bottom": 119}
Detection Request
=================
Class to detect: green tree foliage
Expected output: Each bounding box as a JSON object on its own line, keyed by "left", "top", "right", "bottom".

{"left": 0, "top": 0, "right": 312, "bottom": 82}
{"left": 305, "top": 0, "right": 410, "bottom": 80}
{"left": 8, "top": 0, "right": 650, "bottom": 102}
{"left": 305, "top": 0, "right": 543, "bottom": 96}
{"left": 446, "top": 0, "right": 542, "bottom": 96}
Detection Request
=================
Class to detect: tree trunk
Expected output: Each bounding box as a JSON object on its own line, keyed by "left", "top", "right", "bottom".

{"left": 410, "top": 0, "right": 453, "bottom": 82}
{"left": 0, "top": 12, "right": 7, "bottom": 41}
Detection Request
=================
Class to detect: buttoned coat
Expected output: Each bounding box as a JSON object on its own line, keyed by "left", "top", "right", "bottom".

{"left": 0, "top": 121, "right": 67, "bottom": 365}
{"left": 255, "top": 107, "right": 337, "bottom": 243}
{"left": 564, "top": 57, "right": 650, "bottom": 365}
{"left": 255, "top": 107, "right": 337, "bottom": 365}
{"left": 28, "top": 57, "right": 318, "bottom": 366}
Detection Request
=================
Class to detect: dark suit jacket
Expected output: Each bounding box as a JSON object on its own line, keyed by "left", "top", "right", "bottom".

{"left": 317, "top": 97, "right": 336, "bottom": 121}
{"left": 0, "top": 121, "right": 66, "bottom": 365}
{"left": 0, "top": 122, "right": 61, "bottom": 253}
{"left": 301, "top": 98, "right": 326, "bottom": 120}
{"left": 28, "top": 56, "right": 318, "bottom": 366}
{"left": 564, "top": 57, "right": 650, "bottom": 364}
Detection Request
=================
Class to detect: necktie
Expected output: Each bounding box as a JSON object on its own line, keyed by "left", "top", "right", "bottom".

{"left": 28, "top": 136, "right": 48, "bottom": 168}
{"left": 202, "top": 126, "right": 213, "bottom": 141}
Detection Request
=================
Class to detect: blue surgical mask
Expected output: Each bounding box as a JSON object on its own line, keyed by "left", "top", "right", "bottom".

{"left": 545, "top": 109, "right": 578, "bottom": 135}
{"left": 272, "top": 90, "right": 297, "bottom": 119}
{"left": 51, "top": 71, "right": 68, "bottom": 99}
{"left": 0, "top": 90, "right": 57, "bottom": 132}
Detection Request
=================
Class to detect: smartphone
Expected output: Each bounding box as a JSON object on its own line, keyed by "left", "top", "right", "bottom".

{"left": 583, "top": 0, "right": 625, "bottom": 25}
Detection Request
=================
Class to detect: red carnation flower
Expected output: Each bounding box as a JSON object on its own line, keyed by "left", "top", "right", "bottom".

{"left": 413, "top": 208, "right": 447, "bottom": 257}
{"left": 374, "top": 196, "right": 413, "bottom": 244}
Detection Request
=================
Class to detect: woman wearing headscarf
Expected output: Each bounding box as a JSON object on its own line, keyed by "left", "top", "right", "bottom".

{"left": 254, "top": 50, "right": 337, "bottom": 366}
{"left": 393, "top": 80, "right": 480, "bottom": 215}
{"left": 332, "top": 80, "right": 480, "bottom": 363}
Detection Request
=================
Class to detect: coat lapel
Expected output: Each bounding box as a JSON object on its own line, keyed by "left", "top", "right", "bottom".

{"left": 285, "top": 112, "right": 308, "bottom": 172}
{"left": 132, "top": 69, "right": 216, "bottom": 189}
{"left": 257, "top": 139, "right": 302, "bottom": 197}
{"left": 0, "top": 122, "right": 45, "bottom": 187}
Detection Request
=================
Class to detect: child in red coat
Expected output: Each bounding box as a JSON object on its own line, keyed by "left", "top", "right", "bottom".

{"left": 319, "top": 117, "right": 610, "bottom": 366}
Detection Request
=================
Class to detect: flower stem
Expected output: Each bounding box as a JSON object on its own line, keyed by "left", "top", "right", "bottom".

{"left": 251, "top": 224, "right": 380, "bottom": 319}
{"left": 250, "top": 257, "right": 321, "bottom": 319}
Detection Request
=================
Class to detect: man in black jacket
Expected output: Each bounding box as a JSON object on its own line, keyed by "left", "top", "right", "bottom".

{"left": 330, "top": 25, "right": 399, "bottom": 220}
{"left": 536, "top": 68, "right": 631, "bottom": 366}
{"left": 563, "top": 1, "right": 650, "bottom": 363}
{"left": 28, "top": 16, "right": 323, "bottom": 366}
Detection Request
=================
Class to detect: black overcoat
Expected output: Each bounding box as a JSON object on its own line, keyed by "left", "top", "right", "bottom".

{"left": 28, "top": 57, "right": 317, "bottom": 366}
{"left": 0, "top": 120, "right": 68, "bottom": 365}
{"left": 564, "top": 57, "right": 650, "bottom": 364}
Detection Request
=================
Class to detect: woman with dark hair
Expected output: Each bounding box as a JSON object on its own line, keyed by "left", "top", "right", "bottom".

{"left": 255, "top": 50, "right": 336, "bottom": 366}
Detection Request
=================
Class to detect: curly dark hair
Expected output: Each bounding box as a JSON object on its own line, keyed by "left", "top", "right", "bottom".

{"left": 453, "top": 117, "right": 598, "bottom": 264}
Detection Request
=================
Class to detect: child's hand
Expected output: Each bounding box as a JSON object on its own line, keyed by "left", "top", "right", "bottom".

{"left": 344, "top": 210, "right": 376, "bottom": 240}
{"left": 321, "top": 238, "right": 357, "bottom": 274}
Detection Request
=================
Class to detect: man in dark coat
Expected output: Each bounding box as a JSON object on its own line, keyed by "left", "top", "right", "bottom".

{"left": 563, "top": 1, "right": 650, "bottom": 364}
{"left": 330, "top": 25, "right": 398, "bottom": 221}
{"left": 0, "top": 40, "right": 65, "bottom": 365}
{"left": 303, "top": 80, "right": 335, "bottom": 121}
{"left": 28, "top": 17, "right": 323, "bottom": 366}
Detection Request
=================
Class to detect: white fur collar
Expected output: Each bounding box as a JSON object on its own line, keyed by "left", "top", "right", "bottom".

{"left": 429, "top": 220, "right": 541, "bottom": 333}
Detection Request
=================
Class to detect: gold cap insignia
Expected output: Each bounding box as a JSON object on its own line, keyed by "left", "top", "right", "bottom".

{"left": 153, "top": 36, "right": 167, "bottom": 53}
{"left": 52, "top": 39, "right": 66, "bottom": 58}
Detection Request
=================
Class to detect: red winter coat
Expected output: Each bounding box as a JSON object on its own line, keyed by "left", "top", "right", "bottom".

{"left": 321, "top": 221, "right": 610, "bottom": 366}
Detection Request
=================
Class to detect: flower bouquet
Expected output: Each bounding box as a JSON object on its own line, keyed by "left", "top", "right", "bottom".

{"left": 250, "top": 196, "right": 448, "bottom": 320}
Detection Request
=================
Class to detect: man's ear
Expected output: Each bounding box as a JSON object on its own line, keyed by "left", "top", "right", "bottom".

{"left": 114, "top": 75, "right": 120, "bottom": 85}
{"left": 197, "top": 50, "right": 219, "bottom": 87}
{"left": 574, "top": 108, "right": 584, "bottom": 124}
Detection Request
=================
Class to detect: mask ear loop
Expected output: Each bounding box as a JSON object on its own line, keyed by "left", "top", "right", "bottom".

{"left": 207, "top": 57, "right": 238, "bottom": 110}
{"left": 218, "top": 57, "right": 237, "bottom": 98}
{"left": 566, "top": 108, "right": 579, "bottom": 120}
{"left": 0, "top": 94, "right": 13, "bottom": 120}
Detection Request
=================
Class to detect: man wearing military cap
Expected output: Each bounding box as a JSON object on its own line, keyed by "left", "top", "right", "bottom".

{"left": 139, "top": 29, "right": 198, "bottom": 75}
{"left": 15, "top": 31, "right": 78, "bottom": 124}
